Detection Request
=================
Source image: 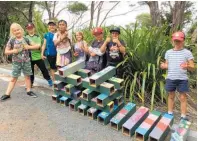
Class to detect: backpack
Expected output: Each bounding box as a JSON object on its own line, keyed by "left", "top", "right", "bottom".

{"left": 7, "top": 37, "right": 31, "bottom": 62}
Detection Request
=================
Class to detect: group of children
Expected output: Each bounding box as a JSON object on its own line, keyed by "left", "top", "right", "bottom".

{"left": 0, "top": 20, "right": 195, "bottom": 121}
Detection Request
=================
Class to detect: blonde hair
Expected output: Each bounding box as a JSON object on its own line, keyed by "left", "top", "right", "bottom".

{"left": 10, "top": 23, "right": 25, "bottom": 38}
{"left": 75, "top": 31, "right": 84, "bottom": 40}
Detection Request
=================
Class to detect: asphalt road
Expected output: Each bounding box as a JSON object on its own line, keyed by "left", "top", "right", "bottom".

{"left": 0, "top": 74, "right": 132, "bottom": 141}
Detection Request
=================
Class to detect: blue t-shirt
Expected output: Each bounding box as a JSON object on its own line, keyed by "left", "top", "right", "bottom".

{"left": 44, "top": 32, "right": 57, "bottom": 56}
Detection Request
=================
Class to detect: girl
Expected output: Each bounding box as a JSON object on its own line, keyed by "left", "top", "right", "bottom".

{"left": 53, "top": 20, "right": 72, "bottom": 67}
{"left": 73, "top": 32, "right": 88, "bottom": 61}
{"left": 1, "top": 23, "right": 40, "bottom": 101}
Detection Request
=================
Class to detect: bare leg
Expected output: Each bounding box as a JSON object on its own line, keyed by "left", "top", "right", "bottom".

{"left": 5, "top": 77, "right": 18, "bottom": 95}
{"left": 50, "top": 69, "right": 55, "bottom": 81}
{"left": 25, "top": 75, "right": 31, "bottom": 92}
{"left": 168, "top": 92, "right": 175, "bottom": 113}
{"left": 179, "top": 93, "right": 187, "bottom": 116}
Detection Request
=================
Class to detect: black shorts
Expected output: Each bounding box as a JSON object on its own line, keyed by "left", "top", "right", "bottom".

{"left": 47, "top": 55, "right": 57, "bottom": 70}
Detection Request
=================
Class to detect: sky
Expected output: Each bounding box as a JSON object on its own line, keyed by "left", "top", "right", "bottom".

{"left": 41, "top": 1, "right": 150, "bottom": 29}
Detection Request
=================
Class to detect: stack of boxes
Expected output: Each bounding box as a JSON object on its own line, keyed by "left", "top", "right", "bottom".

{"left": 52, "top": 60, "right": 178, "bottom": 140}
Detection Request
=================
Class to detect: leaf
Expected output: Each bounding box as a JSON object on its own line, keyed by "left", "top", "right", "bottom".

{"left": 152, "top": 64, "right": 156, "bottom": 80}
{"left": 141, "top": 71, "right": 147, "bottom": 104}
{"left": 150, "top": 82, "right": 156, "bottom": 111}
{"left": 159, "top": 81, "right": 164, "bottom": 103}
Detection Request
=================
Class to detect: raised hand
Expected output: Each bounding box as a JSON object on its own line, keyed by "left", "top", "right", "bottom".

{"left": 160, "top": 62, "right": 168, "bottom": 69}
{"left": 180, "top": 62, "right": 188, "bottom": 70}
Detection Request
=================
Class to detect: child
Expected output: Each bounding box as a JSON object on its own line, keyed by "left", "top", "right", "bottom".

{"left": 100, "top": 27, "right": 126, "bottom": 77}
{"left": 25, "top": 22, "right": 53, "bottom": 87}
{"left": 85, "top": 27, "right": 105, "bottom": 74}
{"left": 1, "top": 23, "right": 40, "bottom": 101}
{"left": 41, "top": 21, "right": 57, "bottom": 81}
{"left": 53, "top": 20, "right": 72, "bottom": 67}
{"left": 73, "top": 32, "right": 88, "bottom": 61}
{"left": 160, "top": 31, "right": 195, "bottom": 120}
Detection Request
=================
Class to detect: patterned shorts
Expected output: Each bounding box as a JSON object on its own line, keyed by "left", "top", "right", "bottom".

{"left": 12, "top": 61, "right": 33, "bottom": 77}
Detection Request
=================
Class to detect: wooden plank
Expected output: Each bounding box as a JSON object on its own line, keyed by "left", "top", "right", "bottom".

{"left": 87, "top": 107, "right": 101, "bottom": 120}
{"left": 135, "top": 110, "right": 161, "bottom": 141}
{"left": 78, "top": 104, "right": 89, "bottom": 116}
{"left": 149, "top": 113, "right": 174, "bottom": 141}
{"left": 170, "top": 119, "right": 191, "bottom": 141}
{"left": 82, "top": 89, "right": 99, "bottom": 101}
{"left": 53, "top": 81, "right": 66, "bottom": 90}
{"left": 97, "top": 102, "right": 125, "bottom": 125}
{"left": 60, "top": 96, "right": 72, "bottom": 106}
{"left": 77, "top": 69, "right": 91, "bottom": 78}
{"left": 96, "top": 90, "right": 121, "bottom": 107}
{"left": 58, "top": 60, "right": 85, "bottom": 77}
{"left": 108, "top": 77, "right": 124, "bottom": 90}
{"left": 110, "top": 103, "right": 136, "bottom": 130}
{"left": 122, "top": 106, "right": 149, "bottom": 137}
{"left": 66, "top": 74, "right": 82, "bottom": 86}
{"left": 100, "top": 82, "right": 115, "bottom": 95}
{"left": 69, "top": 100, "right": 81, "bottom": 111}
{"left": 89, "top": 66, "right": 116, "bottom": 87}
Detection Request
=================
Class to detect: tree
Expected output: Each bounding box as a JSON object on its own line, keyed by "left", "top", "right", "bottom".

{"left": 172, "top": 1, "right": 186, "bottom": 31}
{"left": 145, "top": 1, "right": 160, "bottom": 26}
{"left": 136, "top": 13, "right": 152, "bottom": 28}
{"left": 36, "top": 1, "right": 68, "bottom": 20}
{"left": 160, "top": 1, "right": 196, "bottom": 32}
{"left": 89, "top": 1, "right": 95, "bottom": 29}
{"left": 67, "top": 2, "right": 88, "bottom": 30}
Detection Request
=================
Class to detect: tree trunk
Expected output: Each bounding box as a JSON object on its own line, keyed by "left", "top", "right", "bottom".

{"left": 45, "top": 1, "right": 52, "bottom": 20}
{"left": 172, "top": 1, "right": 186, "bottom": 32}
{"left": 89, "top": 1, "right": 95, "bottom": 29}
{"left": 52, "top": 1, "right": 56, "bottom": 19}
{"left": 28, "top": 1, "right": 34, "bottom": 22}
{"left": 96, "top": 1, "right": 103, "bottom": 27}
{"left": 147, "top": 1, "right": 160, "bottom": 26}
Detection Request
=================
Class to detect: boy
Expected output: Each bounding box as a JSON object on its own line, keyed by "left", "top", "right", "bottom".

{"left": 41, "top": 21, "right": 57, "bottom": 81}
{"left": 25, "top": 23, "right": 53, "bottom": 87}
{"left": 100, "top": 27, "right": 126, "bottom": 77}
{"left": 160, "top": 31, "right": 195, "bottom": 120}
{"left": 85, "top": 27, "right": 105, "bottom": 74}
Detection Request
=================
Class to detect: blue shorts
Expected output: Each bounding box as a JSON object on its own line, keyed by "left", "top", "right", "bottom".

{"left": 165, "top": 79, "right": 189, "bottom": 93}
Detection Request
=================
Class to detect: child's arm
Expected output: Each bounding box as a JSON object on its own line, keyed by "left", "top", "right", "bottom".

{"left": 24, "top": 44, "right": 40, "bottom": 50}
{"left": 81, "top": 41, "right": 89, "bottom": 53}
{"left": 181, "top": 59, "right": 195, "bottom": 71}
{"left": 187, "top": 59, "right": 195, "bottom": 71}
{"left": 113, "top": 39, "right": 126, "bottom": 55}
{"left": 160, "top": 60, "right": 168, "bottom": 69}
{"left": 100, "top": 37, "right": 111, "bottom": 53}
{"left": 41, "top": 39, "right": 47, "bottom": 59}
{"left": 4, "top": 47, "right": 18, "bottom": 55}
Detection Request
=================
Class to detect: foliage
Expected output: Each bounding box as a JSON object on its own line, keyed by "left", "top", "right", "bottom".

{"left": 119, "top": 24, "right": 173, "bottom": 110}
{"left": 67, "top": 2, "right": 88, "bottom": 15}
{"left": 136, "top": 13, "right": 152, "bottom": 28}
{"left": 33, "top": 11, "right": 48, "bottom": 38}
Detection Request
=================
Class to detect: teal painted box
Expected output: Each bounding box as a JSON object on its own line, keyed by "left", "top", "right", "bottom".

{"left": 89, "top": 66, "right": 116, "bottom": 86}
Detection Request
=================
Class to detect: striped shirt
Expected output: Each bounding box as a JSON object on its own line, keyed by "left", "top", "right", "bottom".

{"left": 165, "top": 48, "right": 194, "bottom": 80}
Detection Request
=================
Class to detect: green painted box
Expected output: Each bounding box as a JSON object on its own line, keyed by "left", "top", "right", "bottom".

{"left": 58, "top": 60, "right": 85, "bottom": 77}
{"left": 66, "top": 74, "right": 82, "bottom": 86}
{"left": 100, "top": 82, "right": 115, "bottom": 95}
{"left": 77, "top": 69, "right": 91, "bottom": 78}
{"left": 89, "top": 66, "right": 116, "bottom": 87}
{"left": 108, "top": 77, "right": 124, "bottom": 90}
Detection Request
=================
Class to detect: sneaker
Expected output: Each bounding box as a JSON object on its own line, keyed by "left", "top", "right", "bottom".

{"left": 27, "top": 91, "right": 38, "bottom": 98}
{"left": 1, "top": 95, "right": 11, "bottom": 101}
{"left": 47, "top": 79, "right": 53, "bottom": 87}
